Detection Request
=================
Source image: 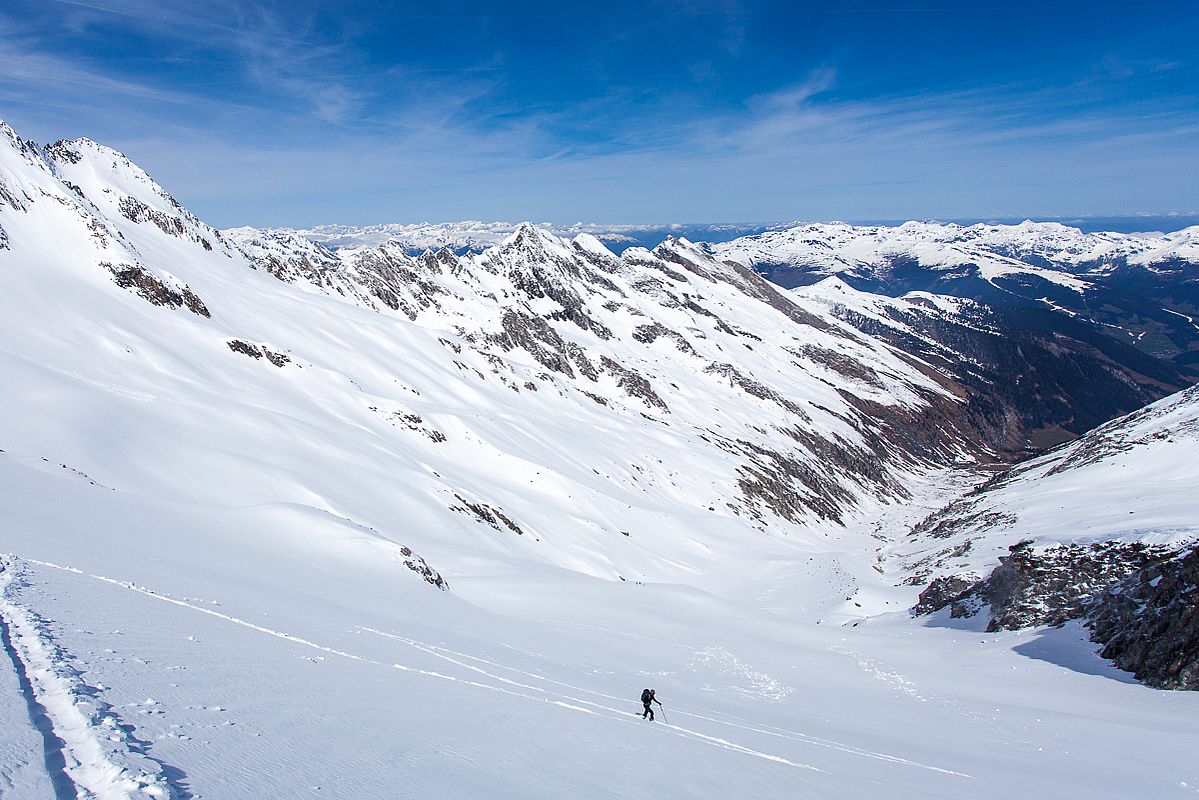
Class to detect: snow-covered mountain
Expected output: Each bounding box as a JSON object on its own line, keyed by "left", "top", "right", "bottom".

{"left": 788, "top": 275, "right": 1193, "bottom": 455}
{"left": 717, "top": 221, "right": 1199, "bottom": 369}
{"left": 5, "top": 119, "right": 973, "bottom": 559}
{"left": 243, "top": 220, "right": 771, "bottom": 254}
{"left": 3, "top": 121, "right": 1199, "bottom": 799}
{"left": 716, "top": 220, "right": 1199, "bottom": 284}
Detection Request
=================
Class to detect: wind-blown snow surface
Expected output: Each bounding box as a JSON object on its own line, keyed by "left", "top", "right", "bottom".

{"left": 2, "top": 122, "right": 1198, "bottom": 797}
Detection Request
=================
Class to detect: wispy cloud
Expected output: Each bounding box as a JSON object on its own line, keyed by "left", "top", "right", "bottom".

{"left": 3, "top": 1, "right": 1196, "bottom": 225}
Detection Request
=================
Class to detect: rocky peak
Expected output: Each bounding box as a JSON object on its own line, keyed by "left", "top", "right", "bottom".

{"left": 0, "top": 119, "right": 20, "bottom": 149}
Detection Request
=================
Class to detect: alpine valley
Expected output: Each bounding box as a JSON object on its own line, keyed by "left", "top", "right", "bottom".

{"left": 2, "top": 121, "right": 1197, "bottom": 799}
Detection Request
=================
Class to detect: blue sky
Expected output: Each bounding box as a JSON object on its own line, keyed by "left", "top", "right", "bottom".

{"left": 2, "top": 0, "right": 1197, "bottom": 227}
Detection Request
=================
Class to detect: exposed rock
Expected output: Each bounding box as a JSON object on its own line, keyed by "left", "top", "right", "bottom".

{"left": 105, "top": 262, "right": 211, "bottom": 317}
{"left": 1088, "top": 545, "right": 1199, "bottom": 690}
{"left": 397, "top": 545, "right": 448, "bottom": 590}
{"left": 915, "top": 540, "right": 1179, "bottom": 631}
{"left": 345, "top": 244, "right": 448, "bottom": 320}
{"left": 0, "top": 178, "right": 29, "bottom": 212}
{"left": 488, "top": 311, "right": 576, "bottom": 377}
{"left": 791, "top": 344, "right": 884, "bottom": 388}
{"left": 913, "top": 574, "right": 979, "bottom": 616}
{"left": 227, "top": 339, "right": 290, "bottom": 367}
{"left": 581, "top": 390, "right": 609, "bottom": 406}
{"left": 913, "top": 539, "right": 1199, "bottom": 690}
{"left": 451, "top": 493, "right": 525, "bottom": 535}
{"left": 568, "top": 343, "right": 599, "bottom": 381}
{"left": 118, "top": 196, "right": 212, "bottom": 250}
{"left": 703, "top": 362, "right": 808, "bottom": 418}
{"left": 262, "top": 350, "right": 290, "bottom": 368}
{"left": 373, "top": 407, "right": 447, "bottom": 443}
{"left": 600, "top": 356, "right": 667, "bottom": 410}
{"left": 42, "top": 140, "right": 83, "bottom": 164}
{"left": 631, "top": 322, "right": 696, "bottom": 355}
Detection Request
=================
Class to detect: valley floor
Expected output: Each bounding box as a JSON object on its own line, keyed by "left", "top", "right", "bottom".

{"left": 2, "top": 461, "right": 1197, "bottom": 799}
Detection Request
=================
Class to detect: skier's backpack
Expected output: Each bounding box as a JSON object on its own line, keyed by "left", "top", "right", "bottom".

{"left": 641, "top": 689, "right": 652, "bottom": 704}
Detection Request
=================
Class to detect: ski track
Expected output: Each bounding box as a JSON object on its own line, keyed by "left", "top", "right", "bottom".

{"left": 22, "top": 556, "right": 972, "bottom": 781}
{"left": 359, "top": 627, "right": 971, "bottom": 778}
{"left": 0, "top": 556, "right": 172, "bottom": 799}
{"left": 0, "top": 603, "right": 74, "bottom": 800}
{"left": 0, "top": 345, "right": 157, "bottom": 402}
{"left": 22, "top": 558, "right": 828, "bottom": 775}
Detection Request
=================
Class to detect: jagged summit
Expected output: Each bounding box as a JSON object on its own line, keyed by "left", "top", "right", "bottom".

{"left": 0, "top": 119, "right": 19, "bottom": 147}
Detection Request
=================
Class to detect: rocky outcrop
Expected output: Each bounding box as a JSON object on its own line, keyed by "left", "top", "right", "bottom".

{"left": 118, "top": 196, "right": 213, "bottom": 250}
{"left": 703, "top": 362, "right": 808, "bottom": 418}
{"left": 915, "top": 541, "right": 1173, "bottom": 630}
{"left": 600, "top": 356, "right": 667, "bottom": 410}
{"left": 631, "top": 322, "right": 696, "bottom": 355}
{"left": 104, "top": 262, "right": 210, "bottom": 317}
{"left": 227, "top": 339, "right": 290, "bottom": 367}
{"left": 914, "top": 541, "right": 1199, "bottom": 690}
{"left": 488, "top": 310, "right": 577, "bottom": 377}
{"left": 1088, "top": 546, "right": 1199, "bottom": 690}
{"left": 450, "top": 493, "right": 525, "bottom": 536}
{"left": 398, "top": 545, "right": 448, "bottom": 590}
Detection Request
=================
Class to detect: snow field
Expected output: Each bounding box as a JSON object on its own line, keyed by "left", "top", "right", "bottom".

{"left": 0, "top": 556, "right": 171, "bottom": 799}
{"left": 3, "top": 452, "right": 1199, "bottom": 798}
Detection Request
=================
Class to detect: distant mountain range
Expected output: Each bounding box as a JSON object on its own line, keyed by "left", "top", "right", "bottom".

{"left": 244, "top": 215, "right": 1199, "bottom": 256}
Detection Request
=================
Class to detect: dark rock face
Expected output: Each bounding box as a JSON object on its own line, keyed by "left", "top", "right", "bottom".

{"left": 1089, "top": 546, "right": 1199, "bottom": 690}
{"left": 450, "top": 493, "right": 525, "bottom": 536}
{"left": 118, "top": 196, "right": 212, "bottom": 251}
{"left": 0, "top": 183, "right": 26, "bottom": 213}
{"left": 914, "top": 541, "right": 1199, "bottom": 690}
{"left": 43, "top": 140, "right": 83, "bottom": 164}
{"left": 397, "top": 545, "right": 448, "bottom": 590}
{"left": 703, "top": 362, "right": 808, "bottom": 418}
{"left": 631, "top": 322, "right": 696, "bottom": 355}
{"left": 348, "top": 245, "right": 449, "bottom": 320}
{"left": 912, "top": 575, "right": 977, "bottom": 616}
{"left": 916, "top": 541, "right": 1173, "bottom": 631}
{"left": 600, "top": 356, "right": 667, "bottom": 410}
{"left": 105, "top": 262, "right": 211, "bottom": 317}
{"left": 227, "top": 339, "right": 290, "bottom": 367}
{"left": 488, "top": 311, "right": 577, "bottom": 377}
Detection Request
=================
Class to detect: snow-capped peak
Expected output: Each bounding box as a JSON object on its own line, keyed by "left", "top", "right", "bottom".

{"left": 0, "top": 119, "right": 20, "bottom": 149}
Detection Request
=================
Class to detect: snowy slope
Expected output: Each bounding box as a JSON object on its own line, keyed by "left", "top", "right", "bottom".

{"left": 5, "top": 456, "right": 1199, "bottom": 799}
{"left": 3, "top": 120, "right": 1199, "bottom": 798}
{"left": 897, "top": 383, "right": 1199, "bottom": 588}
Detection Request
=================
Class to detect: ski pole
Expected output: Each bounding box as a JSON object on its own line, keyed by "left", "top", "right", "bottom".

{"left": 659, "top": 706, "right": 667, "bottom": 724}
